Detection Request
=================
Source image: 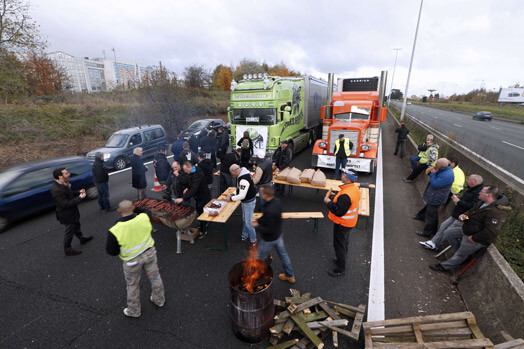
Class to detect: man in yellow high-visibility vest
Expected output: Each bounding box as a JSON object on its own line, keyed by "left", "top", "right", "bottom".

{"left": 106, "top": 200, "right": 165, "bottom": 318}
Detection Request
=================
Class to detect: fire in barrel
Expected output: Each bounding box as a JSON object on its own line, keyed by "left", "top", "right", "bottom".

{"left": 228, "top": 248, "right": 274, "bottom": 343}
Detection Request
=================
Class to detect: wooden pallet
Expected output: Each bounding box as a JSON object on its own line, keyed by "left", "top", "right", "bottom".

{"left": 363, "top": 312, "right": 494, "bottom": 348}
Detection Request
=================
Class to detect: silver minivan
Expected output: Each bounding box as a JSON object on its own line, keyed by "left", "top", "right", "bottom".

{"left": 86, "top": 125, "right": 167, "bottom": 170}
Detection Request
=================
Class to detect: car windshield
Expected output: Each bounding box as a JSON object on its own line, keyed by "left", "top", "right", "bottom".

{"left": 105, "top": 134, "right": 128, "bottom": 148}
{"left": 0, "top": 170, "right": 21, "bottom": 189}
{"left": 231, "top": 108, "right": 277, "bottom": 125}
{"left": 334, "top": 112, "right": 369, "bottom": 120}
{"left": 188, "top": 120, "right": 208, "bottom": 130}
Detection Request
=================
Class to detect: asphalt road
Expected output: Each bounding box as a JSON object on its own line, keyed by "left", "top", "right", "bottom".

{"left": 0, "top": 149, "right": 376, "bottom": 348}
{"left": 391, "top": 101, "right": 524, "bottom": 180}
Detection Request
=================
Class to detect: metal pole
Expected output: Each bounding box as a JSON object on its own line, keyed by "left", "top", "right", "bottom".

{"left": 400, "top": 0, "right": 424, "bottom": 121}
{"left": 388, "top": 48, "right": 401, "bottom": 106}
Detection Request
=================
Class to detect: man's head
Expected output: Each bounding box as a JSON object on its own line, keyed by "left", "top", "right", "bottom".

{"left": 243, "top": 131, "right": 249, "bottom": 138}
{"left": 198, "top": 152, "right": 206, "bottom": 161}
{"left": 182, "top": 161, "right": 193, "bottom": 174}
{"left": 218, "top": 126, "right": 224, "bottom": 132}
{"left": 281, "top": 140, "right": 288, "bottom": 149}
{"left": 235, "top": 147, "right": 242, "bottom": 155}
{"left": 449, "top": 158, "right": 459, "bottom": 168}
{"left": 53, "top": 167, "right": 70, "bottom": 181}
{"left": 341, "top": 169, "right": 358, "bottom": 184}
{"left": 426, "top": 134, "right": 434, "bottom": 145}
{"left": 260, "top": 184, "right": 275, "bottom": 201}
{"left": 339, "top": 134, "right": 345, "bottom": 141}
{"left": 158, "top": 146, "right": 166, "bottom": 154}
{"left": 133, "top": 147, "right": 143, "bottom": 156}
{"left": 229, "top": 164, "right": 241, "bottom": 178}
{"left": 172, "top": 161, "right": 180, "bottom": 172}
{"left": 255, "top": 150, "right": 265, "bottom": 160}
{"left": 467, "top": 174, "right": 483, "bottom": 187}
{"left": 117, "top": 200, "right": 134, "bottom": 216}
{"left": 95, "top": 152, "right": 104, "bottom": 161}
{"left": 183, "top": 141, "right": 190, "bottom": 150}
{"left": 479, "top": 185, "right": 498, "bottom": 204}
{"left": 435, "top": 158, "right": 449, "bottom": 169}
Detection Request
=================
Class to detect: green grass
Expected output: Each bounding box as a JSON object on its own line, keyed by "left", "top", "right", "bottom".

{"left": 417, "top": 101, "right": 524, "bottom": 119}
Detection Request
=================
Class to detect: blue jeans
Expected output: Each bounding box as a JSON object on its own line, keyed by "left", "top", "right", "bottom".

{"left": 241, "top": 199, "right": 257, "bottom": 242}
{"left": 410, "top": 155, "right": 420, "bottom": 170}
{"left": 96, "top": 183, "right": 111, "bottom": 210}
{"left": 257, "top": 235, "right": 294, "bottom": 278}
{"left": 334, "top": 158, "right": 348, "bottom": 179}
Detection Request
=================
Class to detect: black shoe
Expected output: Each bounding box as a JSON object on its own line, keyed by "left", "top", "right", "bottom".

{"left": 400, "top": 156, "right": 404, "bottom": 158}
{"left": 393, "top": 153, "right": 397, "bottom": 155}
{"left": 105, "top": 207, "right": 116, "bottom": 212}
{"left": 247, "top": 241, "right": 257, "bottom": 250}
{"left": 80, "top": 236, "right": 94, "bottom": 245}
{"left": 403, "top": 178, "right": 413, "bottom": 183}
{"left": 429, "top": 263, "right": 448, "bottom": 272}
{"left": 99, "top": 207, "right": 105, "bottom": 211}
{"left": 412, "top": 215, "right": 425, "bottom": 221}
{"left": 416, "top": 231, "right": 432, "bottom": 237}
{"left": 65, "top": 249, "right": 82, "bottom": 256}
{"left": 332, "top": 258, "right": 339, "bottom": 265}
{"left": 327, "top": 269, "right": 345, "bottom": 277}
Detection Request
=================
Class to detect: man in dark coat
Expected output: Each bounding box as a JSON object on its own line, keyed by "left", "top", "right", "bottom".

{"left": 394, "top": 123, "right": 410, "bottom": 158}
{"left": 92, "top": 152, "right": 114, "bottom": 211}
{"left": 154, "top": 147, "right": 171, "bottom": 200}
{"left": 272, "top": 140, "right": 291, "bottom": 171}
{"left": 216, "top": 126, "right": 229, "bottom": 163}
{"left": 50, "top": 167, "right": 93, "bottom": 256}
{"left": 199, "top": 130, "right": 217, "bottom": 168}
{"left": 219, "top": 148, "right": 241, "bottom": 193}
{"left": 197, "top": 151, "right": 214, "bottom": 194}
{"left": 178, "top": 141, "right": 198, "bottom": 166}
{"left": 188, "top": 133, "right": 199, "bottom": 154}
{"left": 130, "top": 147, "right": 148, "bottom": 201}
{"left": 171, "top": 136, "right": 185, "bottom": 162}
{"left": 237, "top": 131, "right": 253, "bottom": 168}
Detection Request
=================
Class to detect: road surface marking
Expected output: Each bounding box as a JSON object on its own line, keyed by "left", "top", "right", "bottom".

{"left": 109, "top": 155, "right": 174, "bottom": 176}
{"left": 367, "top": 133, "right": 384, "bottom": 322}
{"left": 433, "top": 116, "right": 438, "bottom": 119}
{"left": 490, "top": 126, "right": 501, "bottom": 130}
{"left": 405, "top": 113, "right": 524, "bottom": 186}
{"left": 502, "top": 141, "right": 524, "bottom": 150}
{"left": 453, "top": 124, "right": 462, "bottom": 128}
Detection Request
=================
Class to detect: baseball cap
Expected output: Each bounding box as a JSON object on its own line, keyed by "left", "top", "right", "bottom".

{"left": 339, "top": 134, "right": 344, "bottom": 138}
{"left": 341, "top": 168, "right": 358, "bottom": 181}
{"left": 255, "top": 150, "right": 266, "bottom": 158}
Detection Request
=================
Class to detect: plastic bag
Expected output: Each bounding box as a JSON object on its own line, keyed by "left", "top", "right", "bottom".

{"left": 311, "top": 169, "right": 327, "bottom": 187}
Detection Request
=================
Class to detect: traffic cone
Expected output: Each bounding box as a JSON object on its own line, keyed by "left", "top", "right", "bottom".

{"left": 151, "top": 170, "right": 162, "bottom": 192}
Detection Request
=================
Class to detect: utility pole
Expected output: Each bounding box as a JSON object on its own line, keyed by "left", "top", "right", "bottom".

{"left": 388, "top": 48, "right": 402, "bottom": 106}
{"left": 400, "top": 0, "right": 424, "bottom": 121}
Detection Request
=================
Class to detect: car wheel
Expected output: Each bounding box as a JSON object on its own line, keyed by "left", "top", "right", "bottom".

{"left": 86, "top": 186, "right": 98, "bottom": 200}
{"left": 472, "top": 116, "right": 476, "bottom": 120}
{"left": 114, "top": 157, "right": 126, "bottom": 171}
{"left": 0, "top": 214, "right": 9, "bottom": 233}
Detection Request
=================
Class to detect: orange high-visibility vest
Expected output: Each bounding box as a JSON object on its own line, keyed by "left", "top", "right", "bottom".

{"left": 328, "top": 183, "right": 361, "bottom": 228}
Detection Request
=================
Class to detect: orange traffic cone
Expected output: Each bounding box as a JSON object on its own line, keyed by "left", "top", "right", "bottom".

{"left": 151, "top": 169, "right": 162, "bottom": 192}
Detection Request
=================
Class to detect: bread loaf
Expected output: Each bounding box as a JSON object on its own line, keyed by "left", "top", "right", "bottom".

{"left": 300, "top": 168, "right": 315, "bottom": 183}
{"left": 276, "top": 167, "right": 291, "bottom": 180}
{"left": 311, "top": 169, "right": 327, "bottom": 187}
{"left": 286, "top": 167, "right": 302, "bottom": 184}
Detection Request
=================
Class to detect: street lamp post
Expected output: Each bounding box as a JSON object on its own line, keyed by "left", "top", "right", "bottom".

{"left": 400, "top": 0, "right": 424, "bottom": 121}
{"left": 388, "top": 48, "right": 402, "bottom": 106}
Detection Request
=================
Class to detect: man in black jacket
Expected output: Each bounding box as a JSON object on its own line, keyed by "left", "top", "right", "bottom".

{"left": 50, "top": 167, "right": 93, "bottom": 256}
{"left": 253, "top": 151, "right": 273, "bottom": 208}
{"left": 154, "top": 147, "right": 171, "bottom": 200}
{"left": 178, "top": 141, "right": 198, "bottom": 166}
{"left": 419, "top": 174, "right": 484, "bottom": 251}
{"left": 272, "top": 140, "right": 291, "bottom": 171}
{"left": 199, "top": 130, "right": 217, "bottom": 168}
{"left": 216, "top": 126, "right": 229, "bottom": 163}
{"left": 394, "top": 123, "right": 410, "bottom": 158}
{"left": 197, "top": 151, "right": 214, "bottom": 194}
{"left": 130, "top": 147, "right": 148, "bottom": 201}
{"left": 219, "top": 148, "right": 241, "bottom": 193}
{"left": 92, "top": 152, "right": 114, "bottom": 211}
{"left": 252, "top": 185, "right": 295, "bottom": 283}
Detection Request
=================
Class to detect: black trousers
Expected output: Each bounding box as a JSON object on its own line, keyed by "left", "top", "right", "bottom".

{"left": 394, "top": 139, "right": 406, "bottom": 157}
{"left": 63, "top": 222, "right": 84, "bottom": 253}
{"left": 333, "top": 223, "right": 352, "bottom": 272}
{"left": 422, "top": 204, "right": 440, "bottom": 236}
{"left": 406, "top": 163, "right": 428, "bottom": 181}
{"left": 196, "top": 199, "right": 208, "bottom": 232}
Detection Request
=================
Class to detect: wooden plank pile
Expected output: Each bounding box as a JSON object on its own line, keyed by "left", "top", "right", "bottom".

{"left": 363, "top": 311, "right": 495, "bottom": 348}
{"left": 267, "top": 289, "right": 366, "bottom": 349}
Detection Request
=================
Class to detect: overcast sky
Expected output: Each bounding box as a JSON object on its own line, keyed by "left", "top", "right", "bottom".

{"left": 29, "top": 0, "right": 523, "bottom": 97}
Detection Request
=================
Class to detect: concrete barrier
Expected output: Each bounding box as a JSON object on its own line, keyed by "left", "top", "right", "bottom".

{"left": 386, "top": 111, "right": 524, "bottom": 342}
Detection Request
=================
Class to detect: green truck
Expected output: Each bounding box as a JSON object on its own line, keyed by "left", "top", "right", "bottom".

{"left": 228, "top": 74, "right": 328, "bottom": 159}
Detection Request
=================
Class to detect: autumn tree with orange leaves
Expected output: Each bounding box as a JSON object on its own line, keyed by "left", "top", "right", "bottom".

{"left": 25, "top": 53, "right": 67, "bottom": 95}
{"left": 268, "top": 62, "right": 300, "bottom": 77}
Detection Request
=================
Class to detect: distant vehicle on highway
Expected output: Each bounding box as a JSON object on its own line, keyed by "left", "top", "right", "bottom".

{"left": 472, "top": 111, "right": 493, "bottom": 121}
{"left": 86, "top": 125, "right": 167, "bottom": 170}
{"left": 407, "top": 102, "right": 412, "bottom": 105}
{"left": 0, "top": 156, "right": 97, "bottom": 232}
{"left": 179, "top": 119, "right": 226, "bottom": 140}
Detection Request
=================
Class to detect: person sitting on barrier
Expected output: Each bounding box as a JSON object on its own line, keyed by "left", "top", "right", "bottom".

{"left": 404, "top": 134, "right": 439, "bottom": 183}
{"left": 430, "top": 185, "right": 510, "bottom": 272}
{"left": 252, "top": 185, "right": 296, "bottom": 283}
{"left": 419, "top": 174, "right": 484, "bottom": 251}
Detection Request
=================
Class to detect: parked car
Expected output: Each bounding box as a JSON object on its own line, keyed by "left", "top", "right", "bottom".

{"left": 86, "top": 125, "right": 167, "bottom": 170}
{"left": 179, "top": 119, "right": 226, "bottom": 140}
{"left": 0, "top": 156, "right": 97, "bottom": 232}
{"left": 472, "top": 111, "right": 493, "bottom": 121}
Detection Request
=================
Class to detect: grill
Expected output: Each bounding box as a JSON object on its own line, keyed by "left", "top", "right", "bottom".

{"left": 329, "top": 130, "right": 359, "bottom": 155}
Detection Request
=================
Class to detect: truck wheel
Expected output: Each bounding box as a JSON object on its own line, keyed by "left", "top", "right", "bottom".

{"left": 0, "top": 214, "right": 9, "bottom": 233}
{"left": 308, "top": 131, "right": 315, "bottom": 148}
{"left": 86, "top": 186, "right": 98, "bottom": 200}
{"left": 288, "top": 142, "right": 294, "bottom": 161}
{"left": 113, "top": 157, "right": 126, "bottom": 171}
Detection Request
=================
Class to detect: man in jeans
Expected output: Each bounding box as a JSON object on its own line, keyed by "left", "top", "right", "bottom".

{"left": 253, "top": 185, "right": 295, "bottom": 283}
{"left": 106, "top": 200, "right": 165, "bottom": 317}
{"left": 334, "top": 134, "right": 353, "bottom": 180}
{"left": 227, "top": 164, "right": 257, "bottom": 249}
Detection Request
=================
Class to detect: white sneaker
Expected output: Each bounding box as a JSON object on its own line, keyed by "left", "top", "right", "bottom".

{"left": 123, "top": 308, "right": 141, "bottom": 317}
{"left": 150, "top": 296, "right": 165, "bottom": 307}
{"left": 419, "top": 240, "right": 436, "bottom": 251}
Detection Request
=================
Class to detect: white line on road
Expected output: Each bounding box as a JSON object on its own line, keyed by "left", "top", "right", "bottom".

{"left": 453, "top": 124, "right": 462, "bottom": 128}
{"left": 490, "top": 126, "right": 501, "bottom": 130}
{"left": 433, "top": 117, "right": 438, "bottom": 119}
{"left": 502, "top": 141, "right": 524, "bottom": 150}
{"left": 367, "top": 133, "right": 384, "bottom": 322}
{"left": 109, "top": 155, "right": 174, "bottom": 176}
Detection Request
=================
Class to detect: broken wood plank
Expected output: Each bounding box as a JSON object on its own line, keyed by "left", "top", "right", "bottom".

{"left": 302, "top": 292, "right": 311, "bottom": 299}
{"left": 290, "top": 288, "right": 301, "bottom": 297}
{"left": 288, "top": 297, "right": 323, "bottom": 314}
{"left": 307, "top": 319, "right": 349, "bottom": 329}
{"left": 332, "top": 330, "right": 338, "bottom": 348}
{"left": 413, "top": 322, "right": 424, "bottom": 343}
{"left": 318, "top": 301, "right": 341, "bottom": 320}
{"left": 270, "top": 321, "right": 286, "bottom": 334}
{"left": 274, "top": 299, "right": 287, "bottom": 308}
{"left": 286, "top": 296, "right": 311, "bottom": 304}
{"left": 324, "top": 323, "right": 359, "bottom": 341}
{"left": 267, "top": 338, "right": 299, "bottom": 349}
{"left": 350, "top": 304, "right": 366, "bottom": 342}
{"left": 363, "top": 312, "right": 475, "bottom": 328}
{"left": 326, "top": 300, "right": 363, "bottom": 314}
{"left": 298, "top": 311, "right": 328, "bottom": 322}
{"left": 369, "top": 320, "right": 469, "bottom": 335}
{"left": 466, "top": 315, "right": 486, "bottom": 339}
{"left": 333, "top": 305, "right": 356, "bottom": 318}
{"left": 292, "top": 329, "right": 322, "bottom": 349}
{"left": 371, "top": 338, "right": 494, "bottom": 348}
{"left": 291, "top": 314, "right": 324, "bottom": 349}
{"left": 269, "top": 334, "right": 280, "bottom": 346}
{"left": 283, "top": 318, "right": 295, "bottom": 335}
{"left": 494, "top": 339, "right": 524, "bottom": 349}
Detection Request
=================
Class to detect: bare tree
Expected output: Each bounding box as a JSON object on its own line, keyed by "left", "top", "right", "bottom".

{"left": 0, "top": 0, "right": 45, "bottom": 52}
{"left": 183, "top": 64, "right": 210, "bottom": 89}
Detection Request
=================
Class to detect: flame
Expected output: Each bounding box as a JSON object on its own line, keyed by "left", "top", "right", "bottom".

{"left": 240, "top": 246, "right": 267, "bottom": 293}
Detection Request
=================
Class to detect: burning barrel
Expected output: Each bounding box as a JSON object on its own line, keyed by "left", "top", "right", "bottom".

{"left": 228, "top": 260, "right": 274, "bottom": 343}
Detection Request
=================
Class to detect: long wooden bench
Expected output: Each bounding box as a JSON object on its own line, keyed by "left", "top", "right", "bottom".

{"left": 252, "top": 212, "right": 324, "bottom": 235}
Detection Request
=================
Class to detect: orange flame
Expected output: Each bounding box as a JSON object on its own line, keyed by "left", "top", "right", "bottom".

{"left": 240, "top": 246, "right": 267, "bottom": 293}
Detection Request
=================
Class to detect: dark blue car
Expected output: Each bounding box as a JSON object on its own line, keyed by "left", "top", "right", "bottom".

{"left": 0, "top": 156, "right": 97, "bottom": 232}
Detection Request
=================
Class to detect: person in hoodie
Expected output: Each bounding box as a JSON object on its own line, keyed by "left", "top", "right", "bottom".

{"left": 153, "top": 147, "right": 171, "bottom": 200}
{"left": 199, "top": 130, "right": 218, "bottom": 168}
{"left": 226, "top": 164, "right": 257, "bottom": 249}
{"left": 419, "top": 174, "right": 484, "bottom": 251}
{"left": 415, "top": 158, "right": 454, "bottom": 238}
{"left": 92, "top": 152, "right": 114, "bottom": 211}
{"left": 404, "top": 134, "right": 439, "bottom": 182}
{"left": 174, "top": 161, "right": 211, "bottom": 238}
{"left": 197, "top": 151, "right": 214, "bottom": 194}
{"left": 393, "top": 123, "right": 410, "bottom": 158}
{"left": 170, "top": 135, "right": 185, "bottom": 162}
{"left": 430, "top": 185, "right": 510, "bottom": 272}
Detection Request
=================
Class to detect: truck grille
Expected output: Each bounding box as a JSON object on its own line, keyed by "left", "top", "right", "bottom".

{"left": 329, "top": 130, "right": 359, "bottom": 155}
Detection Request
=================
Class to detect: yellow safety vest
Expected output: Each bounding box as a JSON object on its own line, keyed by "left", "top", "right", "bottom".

{"left": 419, "top": 145, "right": 438, "bottom": 166}
{"left": 109, "top": 213, "right": 155, "bottom": 261}
{"left": 334, "top": 139, "right": 351, "bottom": 157}
{"left": 451, "top": 165, "right": 465, "bottom": 194}
{"left": 328, "top": 183, "right": 361, "bottom": 228}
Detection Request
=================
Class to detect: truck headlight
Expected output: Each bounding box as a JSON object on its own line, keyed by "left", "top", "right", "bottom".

{"left": 361, "top": 144, "right": 371, "bottom": 151}
{"left": 319, "top": 141, "right": 327, "bottom": 149}
{"left": 103, "top": 153, "right": 111, "bottom": 161}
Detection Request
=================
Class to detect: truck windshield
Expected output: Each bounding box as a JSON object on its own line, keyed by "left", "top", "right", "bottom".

{"left": 105, "top": 134, "right": 129, "bottom": 148}
{"left": 334, "top": 112, "right": 369, "bottom": 121}
{"left": 231, "top": 108, "right": 277, "bottom": 125}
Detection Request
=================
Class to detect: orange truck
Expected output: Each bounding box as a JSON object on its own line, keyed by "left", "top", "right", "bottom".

{"left": 311, "top": 71, "right": 388, "bottom": 174}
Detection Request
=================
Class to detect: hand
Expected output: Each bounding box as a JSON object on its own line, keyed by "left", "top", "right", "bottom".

{"left": 174, "top": 198, "right": 183, "bottom": 204}
{"left": 162, "top": 185, "right": 167, "bottom": 189}
{"left": 468, "top": 236, "right": 474, "bottom": 243}
{"left": 79, "top": 193, "right": 86, "bottom": 199}
{"left": 323, "top": 197, "right": 331, "bottom": 204}
{"left": 183, "top": 188, "right": 188, "bottom": 194}
{"left": 225, "top": 195, "right": 231, "bottom": 202}
{"left": 251, "top": 220, "right": 259, "bottom": 228}
{"left": 459, "top": 214, "right": 468, "bottom": 221}
{"left": 451, "top": 195, "right": 460, "bottom": 204}
{"left": 80, "top": 188, "right": 86, "bottom": 194}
